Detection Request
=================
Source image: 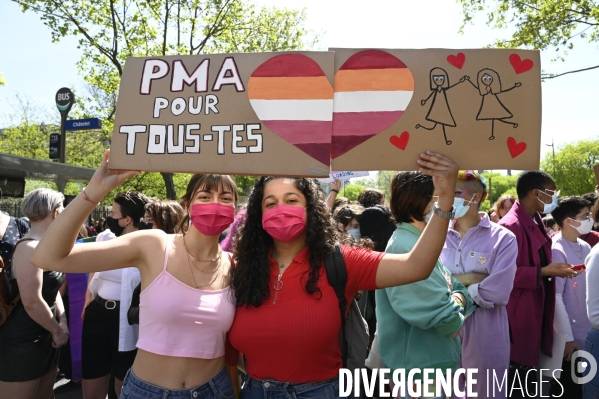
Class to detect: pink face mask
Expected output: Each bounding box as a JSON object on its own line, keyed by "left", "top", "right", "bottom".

{"left": 262, "top": 204, "right": 306, "bottom": 242}
{"left": 190, "top": 203, "right": 235, "bottom": 236}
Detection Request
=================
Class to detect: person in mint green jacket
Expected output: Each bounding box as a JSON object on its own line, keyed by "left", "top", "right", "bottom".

{"left": 376, "top": 171, "right": 475, "bottom": 398}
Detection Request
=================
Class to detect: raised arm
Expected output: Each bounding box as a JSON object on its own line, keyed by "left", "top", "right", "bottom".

{"left": 326, "top": 179, "right": 341, "bottom": 210}
{"left": 501, "top": 82, "right": 522, "bottom": 93}
{"left": 31, "top": 150, "right": 159, "bottom": 274}
{"left": 463, "top": 76, "right": 478, "bottom": 90}
{"left": 375, "top": 151, "right": 457, "bottom": 288}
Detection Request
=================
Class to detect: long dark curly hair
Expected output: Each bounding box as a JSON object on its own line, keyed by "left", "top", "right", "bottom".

{"left": 232, "top": 177, "right": 340, "bottom": 307}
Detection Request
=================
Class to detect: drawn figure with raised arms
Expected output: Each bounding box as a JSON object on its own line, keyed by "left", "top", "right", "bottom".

{"left": 416, "top": 67, "right": 466, "bottom": 145}
{"left": 464, "top": 68, "right": 522, "bottom": 140}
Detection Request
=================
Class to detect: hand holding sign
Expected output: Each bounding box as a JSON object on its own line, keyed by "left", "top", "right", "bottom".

{"left": 86, "top": 150, "right": 140, "bottom": 202}
{"left": 417, "top": 151, "right": 458, "bottom": 202}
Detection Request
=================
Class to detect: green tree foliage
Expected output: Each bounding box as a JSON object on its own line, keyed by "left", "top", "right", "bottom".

{"left": 482, "top": 171, "right": 518, "bottom": 205}
{"left": 354, "top": 171, "right": 396, "bottom": 199}
{"left": 341, "top": 184, "right": 364, "bottom": 201}
{"left": 13, "top": 0, "right": 316, "bottom": 198}
{"left": 457, "top": 0, "right": 599, "bottom": 78}
{"left": 541, "top": 139, "right": 599, "bottom": 195}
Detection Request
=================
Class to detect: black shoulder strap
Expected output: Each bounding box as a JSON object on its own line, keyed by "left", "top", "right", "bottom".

{"left": 324, "top": 243, "right": 348, "bottom": 366}
{"left": 14, "top": 218, "right": 29, "bottom": 239}
{"left": 324, "top": 244, "right": 347, "bottom": 315}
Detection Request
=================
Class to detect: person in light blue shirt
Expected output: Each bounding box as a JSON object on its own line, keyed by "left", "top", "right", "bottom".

{"left": 376, "top": 171, "right": 474, "bottom": 398}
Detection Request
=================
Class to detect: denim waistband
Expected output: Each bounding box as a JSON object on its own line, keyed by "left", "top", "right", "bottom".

{"left": 123, "top": 365, "right": 231, "bottom": 399}
{"left": 243, "top": 374, "right": 337, "bottom": 393}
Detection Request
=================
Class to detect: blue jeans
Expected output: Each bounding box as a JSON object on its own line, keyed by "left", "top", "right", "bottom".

{"left": 241, "top": 374, "right": 340, "bottom": 398}
{"left": 120, "top": 366, "right": 235, "bottom": 399}
{"left": 584, "top": 328, "right": 599, "bottom": 399}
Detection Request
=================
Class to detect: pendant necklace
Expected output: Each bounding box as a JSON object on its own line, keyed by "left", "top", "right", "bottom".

{"left": 272, "top": 251, "right": 292, "bottom": 304}
{"left": 182, "top": 234, "right": 222, "bottom": 288}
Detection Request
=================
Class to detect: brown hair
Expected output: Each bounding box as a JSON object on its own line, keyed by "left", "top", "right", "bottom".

{"left": 491, "top": 194, "right": 516, "bottom": 219}
{"left": 333, "top": 204, "right": 365, "bottom": 227}
{"left": 358, "top": 189, "right": 384, "bottom": 208}
{"left": 146, "top": 200, "right": 185, "bottom": 234}
{"left": 389, "top": 171, "right": 434, "bottom": 224}
{"left": 177, "top": 174, "right": 238, "bottom": 234}
{"left": 332, "top": 197, "right": 349, "bottom": 212}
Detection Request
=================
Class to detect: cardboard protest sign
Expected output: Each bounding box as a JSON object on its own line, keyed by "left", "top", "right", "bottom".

{"left": 317, "top": 171, "right": 370, "bottom": 183}
{"left": 593, "top": 165, "right": 599, "bottom": 186}
{"left": 109, "top": 52, "right": 334, "bottom": 177}
{"left": 330, "top": 48, "right": 542, "bottom": 171}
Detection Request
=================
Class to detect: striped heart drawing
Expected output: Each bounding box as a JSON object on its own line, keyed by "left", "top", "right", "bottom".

{"left": 247, "top": 54, "right": 334, "bottom": 165}
{"left": 331, "top": 50, "right": 414, "bottom": 159}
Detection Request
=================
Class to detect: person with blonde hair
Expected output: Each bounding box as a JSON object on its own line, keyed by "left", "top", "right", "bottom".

{"left": 490, "top": 194, "right": 516, "bottom": 223}
{"left": 0, "top": 188, "right": 68, "bottom": 399}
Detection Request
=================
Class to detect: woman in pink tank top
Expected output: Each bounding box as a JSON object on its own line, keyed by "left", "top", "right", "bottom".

{"left": 31, "top": 150, "right": 238, "bottom": 399}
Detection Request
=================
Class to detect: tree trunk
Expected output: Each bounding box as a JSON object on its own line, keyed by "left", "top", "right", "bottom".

{"left": 161, "top": 172, "right": 177, "bottom": 200}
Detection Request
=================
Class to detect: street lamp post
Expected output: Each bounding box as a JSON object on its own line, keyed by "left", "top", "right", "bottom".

{"left": 546, "top": 139, "right": 556, "bottom": 177}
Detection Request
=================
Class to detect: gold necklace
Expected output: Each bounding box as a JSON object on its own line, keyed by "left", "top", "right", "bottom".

{"left": 182, "top": 233, "right": 222, "bottom": 262}
{"left": 187, "top": 254, "right": 220, "bottom": 274}
{"left": 186, "top": 255, "right": 221, "bottom": 289}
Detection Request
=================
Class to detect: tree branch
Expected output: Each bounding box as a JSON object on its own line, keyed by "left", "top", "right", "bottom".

{"left": 543, "top": 64, "right": 599, "bottom": 79}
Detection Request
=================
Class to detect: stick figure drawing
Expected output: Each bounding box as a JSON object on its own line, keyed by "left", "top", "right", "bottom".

{"left": 464, "top": 68, "right": 522, "bottom": 140}
{"left": 415, "top": 67, "right": 466, "bottom": 145}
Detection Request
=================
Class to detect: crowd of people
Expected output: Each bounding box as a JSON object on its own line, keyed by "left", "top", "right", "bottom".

{"left": 0, "top": 150, "right": 598, "bottom": 399}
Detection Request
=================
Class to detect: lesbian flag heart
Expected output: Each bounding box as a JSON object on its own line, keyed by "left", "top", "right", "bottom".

{"left": 332, "top": 50, "right": 414, "bottom": 158}
{"left": 248, "top": 54, "right": 333, "bottom": 165}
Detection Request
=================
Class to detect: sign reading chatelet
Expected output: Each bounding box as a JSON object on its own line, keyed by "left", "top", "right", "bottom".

{"left": 109, "top": 49, "right": 542, "bottom": 176}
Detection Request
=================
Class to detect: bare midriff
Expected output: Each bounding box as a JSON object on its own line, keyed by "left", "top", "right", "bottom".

{"left": 131, "top": 349, "right": 225, "bottom": 389}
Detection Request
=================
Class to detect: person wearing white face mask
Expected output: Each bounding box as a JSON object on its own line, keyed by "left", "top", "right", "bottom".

{"left": 548, "top": 197, "right": 592, "bottom": 398}
{"left": 498, "top": 171, "right": 576, "bottom": 399}
{"left": 440, "top": 171, "right": 517, "bottom": 399}
{"left": 374, "top": 171, "right": 475, "bottom": 399}
{"left": 333, "top": 204, "right": 364, "bottom": 240}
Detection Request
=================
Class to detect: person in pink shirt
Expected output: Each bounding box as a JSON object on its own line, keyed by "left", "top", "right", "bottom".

{"left": 441, "top": 171, "right": 517, "bottom": 399}
{"left": 550, "top": 196, "right": 593, "bottom": 398}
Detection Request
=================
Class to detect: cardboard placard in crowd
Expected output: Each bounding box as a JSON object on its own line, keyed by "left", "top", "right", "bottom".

{"left": 317, "top": 171, "right": 370, "bottom": 183}
{"left": 329, "top": 48, "right": 542, "bottom": 171}
{"left": 109, "top": 52, "right": 335, "bottom": 177}
{"left": 110, "top": 48, "right": 542, "bottom": 176}
{"left": 593, "top": 165, "right": 599, "bottom": 186}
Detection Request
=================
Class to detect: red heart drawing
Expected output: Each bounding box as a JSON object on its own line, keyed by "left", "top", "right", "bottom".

{"left": 390, "top": 131, "right": 410, "bottom": 150}
{"left": 447, "top": 53, "right": 466, "bottom": 69}
{"left": 509, "top": 54, "right": 534, "bottom": 74}
{"left": 507, "top": 137, "right": 526, "bottom": 158}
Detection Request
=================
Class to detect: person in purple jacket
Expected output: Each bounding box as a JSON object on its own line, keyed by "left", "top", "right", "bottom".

{"left": 498, "top": 171, "right": 575, "bottom": 398}
{"left": 550, "top": 196, "right": 593, "bottom": 398}
{"left": 441, "top": 171, "right": 517, "bottom": 399}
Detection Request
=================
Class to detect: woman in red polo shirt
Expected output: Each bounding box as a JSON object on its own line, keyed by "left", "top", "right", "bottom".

{"left": 228, "top": 151, "right": 458, "bottom": 398}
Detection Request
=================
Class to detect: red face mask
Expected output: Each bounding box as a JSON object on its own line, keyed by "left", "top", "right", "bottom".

{"left": 262, "top": 204, "right": 306, "bottom": 242}
{"left": 190, "top": 203, "right": 235, "bottom": 236}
